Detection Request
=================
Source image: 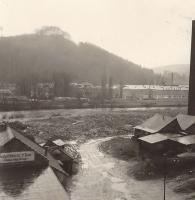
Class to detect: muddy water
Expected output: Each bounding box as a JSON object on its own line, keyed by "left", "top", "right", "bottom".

{"left": 69, "top": 138, "right": 186, "bottom": 200}
{"left": 0, "top": 106, "right": 186, "bottom": 121}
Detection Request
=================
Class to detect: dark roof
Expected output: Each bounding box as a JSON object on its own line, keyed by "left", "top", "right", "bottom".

{"left": 0, "top": 127, "right": 68, "bottom": 176}
{"left": 44, "top": 140, "right": 75, "bottom": 160}
{"left": 171, "top": 135, "right": 195, "bottom": 145}
{"left": 139, "top": 133, "right": 180, "bottom": 144}
{"left": 177, "top": 114, "right": 195, "bottom": 131}
{"left": 135, "top": 114, "right": 175, "bottom": 133}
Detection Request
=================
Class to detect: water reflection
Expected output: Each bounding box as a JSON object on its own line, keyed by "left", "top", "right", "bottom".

{"left": 0, "top": 166, "right": 46, "bottom": 197}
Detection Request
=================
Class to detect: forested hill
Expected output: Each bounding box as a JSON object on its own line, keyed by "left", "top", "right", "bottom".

{"left": 0, "top": 28, "right": 159, "bottom": 85}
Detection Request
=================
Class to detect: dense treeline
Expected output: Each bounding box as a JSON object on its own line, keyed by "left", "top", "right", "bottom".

{"left": 0, "top": 26, "right": 163, "bottom": 97}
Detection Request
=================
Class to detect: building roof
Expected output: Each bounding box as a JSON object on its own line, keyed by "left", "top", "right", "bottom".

{"left": 134, "top": 114, "right": 175, "bottom": 133}
{"left": 52, "top": 139, "right": 66, "bottom": 147}
{"left": 171, "top": 135, "right": 195, "bottom": 145}
{"left": 177, "top": 152, "right": 195, "bottom": 158}
{"left": 123, "top": 85, "right": 189, "bottom": 91}
{"left": 0, "top": 127, "right": 68, "bottom": 176}
{"left": 139, "top": 133, "right": 179, "bottom": 144}
{"left": 176, "top": 114, "right": 195, "bottom": 131}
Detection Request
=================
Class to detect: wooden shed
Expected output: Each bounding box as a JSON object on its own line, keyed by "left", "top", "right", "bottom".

{"left": 134, "top": 114, "right": 179, "bottom": 138}
{"left": 138, "top": 133, "right": 183, "bottom": 157}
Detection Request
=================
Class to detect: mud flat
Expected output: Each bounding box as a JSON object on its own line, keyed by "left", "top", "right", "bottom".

{"left": 7, "top": 107, "right": 186, "bottom": 143}
{"left": 99, "top": 136, "right": 195, "bottom": 200}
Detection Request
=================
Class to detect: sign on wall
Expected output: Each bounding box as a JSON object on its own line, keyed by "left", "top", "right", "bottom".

{"left": 0, "top": 151, "right": 35, "bottom": 163}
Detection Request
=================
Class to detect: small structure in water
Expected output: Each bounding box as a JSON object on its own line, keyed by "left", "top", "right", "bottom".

{"left": 0, "top": 124, "right": 69, "bottom": 200}
{"left": 42, "top": 138, "right": 79, "bottom": 175}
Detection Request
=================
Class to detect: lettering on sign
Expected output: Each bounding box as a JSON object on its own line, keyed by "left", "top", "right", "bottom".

{"left": 0, "top": 151, "right": 35, "bottom": 163}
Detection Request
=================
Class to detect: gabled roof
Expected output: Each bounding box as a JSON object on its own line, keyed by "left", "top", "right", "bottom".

{"left": 171, "top": 135, "right": 195, "bottom": 145}
{"left": 134, "top": 114, "right": 175, "bottom": 133}
{"left": 176, "top": 114, "right": 195, "bottom": 131}
{"left": 139, "top": 133, "right": 168, "bottom": 144}
{"left": 0, "top": 127, "right": 68, "bottom": 176}
{"left": 139, "top": 133, "right": 180, "bottom": 144}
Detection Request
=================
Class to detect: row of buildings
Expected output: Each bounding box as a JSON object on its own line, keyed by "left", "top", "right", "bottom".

{"left": 0, "top": 82, "right": 189, "bottom": 103}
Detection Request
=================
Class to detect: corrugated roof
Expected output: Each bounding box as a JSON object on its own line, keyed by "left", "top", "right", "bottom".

{"left": 0, "top": 127, "right": 68, "bottom": 176}
{"left": 135, "top": 114, "right": 175, "bottom": 133}
{"left": 171, "top": 135, "right": 195, "bottom": 145}
{"left": 139, "top": 133, "right": 179, "bottom": 144}
{"left": 177, "top": 114, "right": 195, "bottom": 131}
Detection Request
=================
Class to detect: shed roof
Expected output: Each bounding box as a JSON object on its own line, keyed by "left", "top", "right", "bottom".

{"left": 135, "top": 114, "right": 175, "bottom": 133}
{"left": 171, "top": 135, "right": 195, "bottom": 145}
{"left": 139, "top": 133, "right": 179, "bottom": 144}
{"left": 176, "top": 114, "right": 195, "bottom": 131}
{"left": 52, "top": 139, "right": 65, "bottom": 147}
{"left": 0, "top": 127, "right": 68, "bottom": 175}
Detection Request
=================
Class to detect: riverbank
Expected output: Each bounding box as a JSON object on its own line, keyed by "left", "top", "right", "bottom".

{"left": 1, "top": 107, "right": 190, "bottom": 199}
{"left": 6, "top": 107, "right": 186, "bottom": 144}
{"left": 99, "top": 136, "right": 195, "bottom": 199}
{"left": 0, "top": 98, "right": 187, "bottom": 111}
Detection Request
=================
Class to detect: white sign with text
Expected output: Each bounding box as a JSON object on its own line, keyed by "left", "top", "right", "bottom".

{"left": 0, "top": 151, "right": 35, "bottom": 163}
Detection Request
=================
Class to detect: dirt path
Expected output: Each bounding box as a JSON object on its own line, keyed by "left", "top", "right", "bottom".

{"left": 69, "top": 137, "right": 186, "bottom": 200}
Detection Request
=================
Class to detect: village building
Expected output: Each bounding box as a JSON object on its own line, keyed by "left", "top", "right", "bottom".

{"left": 138, "top": 133, "right": 184, "bottom": 157}
{"left": 134, "top": 113, "right": 179, "bottom": 138}
{"left": 0, "top": 125, "right": 69, "bottom": 200}
{"left": 134, "top": 114, "right": 195, "bottom": 157}
{"left": 171, "top": 135, "right": 195, "bottom": 152}
{"left": 123, "top": 85, "right": 188, "bottom": 101}
{"left": 43, "top": 139, "right": 78, "bottom": 175}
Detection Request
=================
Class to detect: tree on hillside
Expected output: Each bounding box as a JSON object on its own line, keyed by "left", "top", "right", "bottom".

{"left": 101, "top": 73, "right": 107, "bottom": 104}
{"left": 53, "top": 71, "right": 71, "bottom": 97}
{"left": 108, "top": 76, "right": 113, "bottom": 100}
{"left": 119, "top": 80, "right": 124, "bottom": 98}
{"left": 35, "top": 26, "right": 71, "bottom": 40}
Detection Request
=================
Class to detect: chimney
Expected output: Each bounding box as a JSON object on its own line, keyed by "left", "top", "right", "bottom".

{"left": 188, "top": 20, "right": 195, "bottom": 115}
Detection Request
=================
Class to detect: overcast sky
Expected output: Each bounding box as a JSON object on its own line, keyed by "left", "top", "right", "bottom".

{"left": 0, "top": 0, "right": 195, "bottom": 68}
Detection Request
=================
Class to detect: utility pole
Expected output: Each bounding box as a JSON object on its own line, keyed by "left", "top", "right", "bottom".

{"left": 163, "top": 153, "right": 167, "bottom": 200}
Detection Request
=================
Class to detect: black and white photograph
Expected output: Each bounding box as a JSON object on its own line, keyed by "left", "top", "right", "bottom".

{"left": 0, "top": 0, "right": 195, "bottom": 199}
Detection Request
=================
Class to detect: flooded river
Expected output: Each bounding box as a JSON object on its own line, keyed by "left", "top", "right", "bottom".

{"left": 69, "top": 137, "right": 185, "bottom": 200}
{"left": 0, "top": 107, "right": 188, "bottom": 200}
{"left": 0, "top": 106, "right": 186, "bottom": 121}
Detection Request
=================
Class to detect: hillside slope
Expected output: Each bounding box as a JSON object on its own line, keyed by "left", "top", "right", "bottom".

{"left": 0, "top": 32, "right": 159, "bottom": 85}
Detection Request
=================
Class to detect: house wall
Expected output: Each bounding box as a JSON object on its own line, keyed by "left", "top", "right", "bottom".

{"left": 0, "top": 138, "right": 48, "bottom": 167}
{"left": 139, "top": 140, "right": 185, "bottom": 158}
{"left": 123, "top": 87, "right": 188, "bottom": 101}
